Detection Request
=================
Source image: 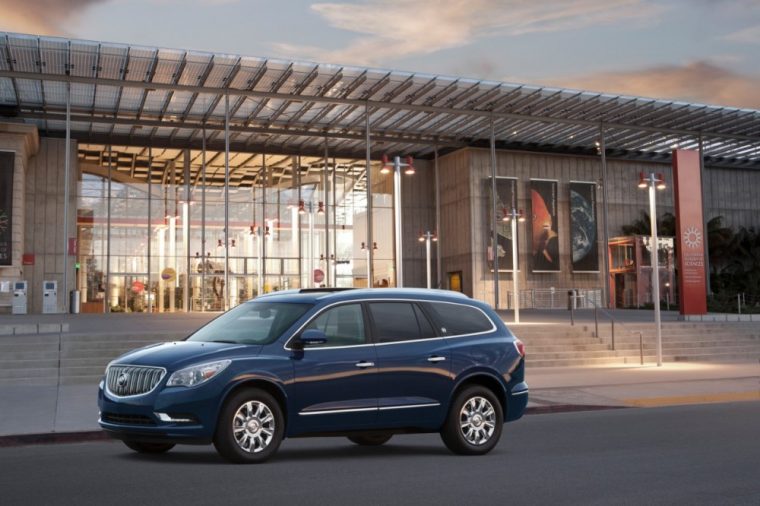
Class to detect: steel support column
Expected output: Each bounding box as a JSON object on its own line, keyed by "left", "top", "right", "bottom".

{"left": 147, "top": 146, "right": 152, "bottom": 313}
{"left": 62, "top": 81, "right": 71, "bottom": 312}
{"left": 224, "top": 93, "right": 230, "bottom": 310}
{"left": 201, "top": 130, "right": 206, "bottom": 310}
{"left": 365, "top": 103, "right": 373, "bottom": 286}
{"left": 490, "top": 116, "right": 499, "bottom": 309}
{"left": 324, "top": 137, "right": 330, "bottom": 286}
{"left": 106, "top": 146, "right": 112, "bottom": 313}
{"left": 599, "top": 124, "right": 611, "bottom": 308}
{"left": 434, "top": 145, "right": 441, "bottom": 289}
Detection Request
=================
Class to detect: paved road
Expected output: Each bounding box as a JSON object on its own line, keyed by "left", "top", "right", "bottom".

{"left": 1, "top": 403, "right": 758, "bottom": 505}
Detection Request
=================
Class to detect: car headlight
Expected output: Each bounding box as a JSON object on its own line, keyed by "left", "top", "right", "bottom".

{"left": 166, "top": 360, "right": 231, "bottom": 388}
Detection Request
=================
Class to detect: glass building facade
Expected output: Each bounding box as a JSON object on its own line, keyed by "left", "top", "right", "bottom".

{"left": 76, "top": 144, "right": 395, "bottom": 313}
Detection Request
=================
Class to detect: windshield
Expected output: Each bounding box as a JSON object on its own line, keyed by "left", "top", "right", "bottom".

{"left": 187, "top": 302, "right": 313, "bottom": 345}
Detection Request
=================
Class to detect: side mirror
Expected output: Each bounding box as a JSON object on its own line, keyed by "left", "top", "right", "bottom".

{"left": 299, "top": 329, "right": 328, "bottom": 347}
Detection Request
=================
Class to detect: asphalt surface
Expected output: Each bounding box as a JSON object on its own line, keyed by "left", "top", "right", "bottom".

{"left": 1, "top": 403, "right": 759, "bottom": 505}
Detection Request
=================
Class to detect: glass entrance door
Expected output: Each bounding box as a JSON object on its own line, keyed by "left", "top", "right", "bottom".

{"left": 109, "top": 275, "right": 150, "bottom": 313}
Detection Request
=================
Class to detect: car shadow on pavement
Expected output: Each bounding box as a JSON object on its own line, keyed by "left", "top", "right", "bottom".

{"left": 112, "top": 442, "right": 455, "bottom": 465}
{"left": 273, "top": 443, "right": 452, "bottom": 462}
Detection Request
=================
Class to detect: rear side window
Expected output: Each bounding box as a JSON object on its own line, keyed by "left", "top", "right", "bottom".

{"left": 304, "top": 303, "right": 366, "bottom": 347}
{"left": 368, "top": 302, "right": 437, "bottom": 343}
{"left": 425, "top": 302, "right": 494, "bottom": 336}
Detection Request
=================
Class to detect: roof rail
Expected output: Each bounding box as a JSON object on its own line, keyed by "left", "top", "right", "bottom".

{"left": 298, "top": 288, "right": 356, "bottom": 294}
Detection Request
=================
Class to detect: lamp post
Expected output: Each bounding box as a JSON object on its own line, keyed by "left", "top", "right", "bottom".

{"left": 381, "top": 155, "right": 415, "bottom": 287}
{"left": 298, "top": 200, "right": 326, "bottom": 288}
{"left": 418, "top": 231, "right": 437, "bottom": 289}
{"left": 638, "top": 172, "right": 666, "bottom": 367}
{"left": 501, "top": 207, "right": 525, "bottom": 323}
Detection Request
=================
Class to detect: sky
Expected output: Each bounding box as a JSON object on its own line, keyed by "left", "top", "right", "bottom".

{"left": 1, "top": 0, "right": 759, "bottom": 109}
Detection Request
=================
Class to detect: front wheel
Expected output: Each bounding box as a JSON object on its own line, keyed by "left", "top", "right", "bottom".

{"left": 213, "top": 388, "right": 285, "bottom": 464}
{"left": 440, "top": 386, "right": 503, "bottom": 455}
{"left": 347, "top": 432, "right": 393, "bottom": 446}
{"left": 123, "top": 440, "right": 175, "bottom": 454}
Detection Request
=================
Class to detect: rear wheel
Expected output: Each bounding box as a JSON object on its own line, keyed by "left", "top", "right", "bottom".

{"left": 440, "top": 386, "right": 503, "bottom": 455}
{"left": 347, "top": 433, "right": 393, "bottom": 446}
{"left": 123, "top": 440, "right": 175, "bottom": 454}
{"left": 213, "top": 388, "right": 284, "bottom": 464}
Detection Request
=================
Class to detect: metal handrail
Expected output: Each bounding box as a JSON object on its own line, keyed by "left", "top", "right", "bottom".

{"left": 572, "top": 293, "right": 647, "bottom": 365}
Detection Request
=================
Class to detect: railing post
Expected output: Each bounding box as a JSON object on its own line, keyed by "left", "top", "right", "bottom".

{"left": 611, "top": 320, "right": 616, "bottom": 351}
{"left": 738, "top": 294, "right": 742, "bottom": 314}
{"left": 594, "top": 305, "right": 599, "bottom": 338}
{"left": 639, "top": 332, "right": 644, "bottom": 365}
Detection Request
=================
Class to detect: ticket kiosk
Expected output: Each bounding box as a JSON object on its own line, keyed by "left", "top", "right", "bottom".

{"left": 42, "top": 280, "right": 58, "bottom": 314}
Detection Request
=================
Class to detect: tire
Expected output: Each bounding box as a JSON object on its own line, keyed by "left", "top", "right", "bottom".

{"left": 123, "top": 440, "right": 175, "bottom": 454}
{"left": 213, "top": 388, "right": 285, "bottom": 464}
{"left": 440, "top": 386, "right": 503, "bottom": 455}
{"left": 347, "top": 433, "right": 393, "bottom": 446}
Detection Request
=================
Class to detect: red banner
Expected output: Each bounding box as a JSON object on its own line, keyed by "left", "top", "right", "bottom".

{"left": 672, "top": 150, "right": 707, "bottom": 314}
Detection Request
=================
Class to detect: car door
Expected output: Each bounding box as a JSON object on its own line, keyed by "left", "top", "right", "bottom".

{"left": 369, "top": 301, "right": 452, "bottom": 429}
{"left": 289, "top": 302, "right": 379, "bottom": 433}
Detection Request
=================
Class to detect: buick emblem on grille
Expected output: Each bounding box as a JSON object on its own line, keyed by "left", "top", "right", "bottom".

{"left": 117, "top": 372, "right": 130, "bottom": 387}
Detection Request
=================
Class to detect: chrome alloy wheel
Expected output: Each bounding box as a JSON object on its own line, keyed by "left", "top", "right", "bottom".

{"left": 459, "top": 396, "right": 496, "bottom": 445}
{"left": 232, "top": 401, "right": 275, "bottom": 453}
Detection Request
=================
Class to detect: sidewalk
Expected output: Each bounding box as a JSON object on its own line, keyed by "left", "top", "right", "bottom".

{"left": 527, "top": 362, "right": 760, "bottom": 409}
{"left": 1, "top": 361, "right": 757, "bottom": 439}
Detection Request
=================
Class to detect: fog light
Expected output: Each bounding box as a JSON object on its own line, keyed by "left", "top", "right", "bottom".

{"left": 155, "top": 412, "right": 196, "bottom": 423}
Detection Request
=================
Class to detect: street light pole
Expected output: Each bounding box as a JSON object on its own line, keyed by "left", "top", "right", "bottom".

{"left": 418, "top": 231, "right": 437, "bottom": 289}
{"left": 381, "top": 155, "right": 415, "bottom": 288}
{"left": 639, "top": 172, "right": 666, "bottom": 367}
{"left": 502, "top": 208, "right": 525, "bottom": 323}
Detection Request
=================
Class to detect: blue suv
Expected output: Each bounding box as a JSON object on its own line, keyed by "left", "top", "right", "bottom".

{"left": 98, "top": 288, "right": 528, "bottom": 463}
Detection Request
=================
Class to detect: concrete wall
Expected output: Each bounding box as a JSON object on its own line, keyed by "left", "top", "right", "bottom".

{"left": 22, "top": 137, "right": 78, "bottom": 313}
{"left": 438, "top": 147, "right": 760, "bottom": 306}
{"left": 0, "top": 123, "right": 38, "bottom": 313}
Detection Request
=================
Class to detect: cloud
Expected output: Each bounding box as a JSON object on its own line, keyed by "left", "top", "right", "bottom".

{"left": 273, "top": 0, "right": 666, "bottom": 66}
{"left": 544, "top": 61, "right": 760, "bottom": 110}
{"left": 0, "top": 0, "right": 107, "bottom": 34}
{"left": 723, "top": 24, "right": 760, "bottom": 44}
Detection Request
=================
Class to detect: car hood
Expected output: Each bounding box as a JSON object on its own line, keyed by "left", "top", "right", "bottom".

{"left": 110, "top": 341, "right": 263, "bottom": 370}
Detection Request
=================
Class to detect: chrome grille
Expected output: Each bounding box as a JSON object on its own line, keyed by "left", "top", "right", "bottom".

{"left": 106, "top": 365, "right": 165, "bottom": 397}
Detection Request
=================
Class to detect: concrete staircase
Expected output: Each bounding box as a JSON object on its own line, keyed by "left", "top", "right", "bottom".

{"left": 513, "top": 321, "right": 760, "bottom": 367}
{"left": 0, "top": 332, "right": 185, "bottom": 386}
{"left": 1, "top": 321, "right": 758, "bottom": 385}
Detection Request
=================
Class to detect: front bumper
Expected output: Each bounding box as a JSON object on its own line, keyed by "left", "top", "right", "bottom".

{"left": 97, "top": 378, "right": 222, "bottom": 444}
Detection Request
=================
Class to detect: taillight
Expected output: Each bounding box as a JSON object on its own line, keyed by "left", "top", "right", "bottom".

{"left": 514, "top": 339, "right": 525, "bottom": 358}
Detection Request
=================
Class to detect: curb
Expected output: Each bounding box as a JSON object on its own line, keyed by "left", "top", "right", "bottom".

{"left": 525, "top": 404, "right": 627, "bottom": 415}
{"left": 0, "top": 430, "right": 110, "bottom": 448}
{"left": 0, "top": 405, "right": 629, "bottom": 448}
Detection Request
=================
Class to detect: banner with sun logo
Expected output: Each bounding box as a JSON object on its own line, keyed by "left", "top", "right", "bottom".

{"left": 672, "top": 149, "right": 707, "bottom": 314}
{"left": 0, "top": 152, "right": 13, "bottom": 266}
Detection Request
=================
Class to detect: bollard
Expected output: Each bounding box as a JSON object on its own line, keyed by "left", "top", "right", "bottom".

{"left": 738, "top": 294, "right": 742, "bottom": 315}
{"left": 639, "top": 332, "right": 644, "bottom": 365}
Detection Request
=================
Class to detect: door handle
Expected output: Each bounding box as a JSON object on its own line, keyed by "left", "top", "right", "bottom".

{"left": 355, "top": 361, "right": 375, "bottom": 368}
{"left": 427, "top": 356, "right": 446, "bottom": 363}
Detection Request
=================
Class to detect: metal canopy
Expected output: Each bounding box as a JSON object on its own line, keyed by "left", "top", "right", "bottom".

{"left": 1, "top": 32, "right": 759, "bottom": 168}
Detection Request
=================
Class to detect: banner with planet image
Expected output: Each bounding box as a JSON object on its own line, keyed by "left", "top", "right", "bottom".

{"left": 530, "top": 179, "right": 560, "bottom": 273}
{"left": 0, "top": 152, "right": 13, "bottom": 266}
{"left": 569, "top": 181, "right": 599, "bottom": 272}
{"left": 484, "top": 177, "right": 518, "bottom": 272}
